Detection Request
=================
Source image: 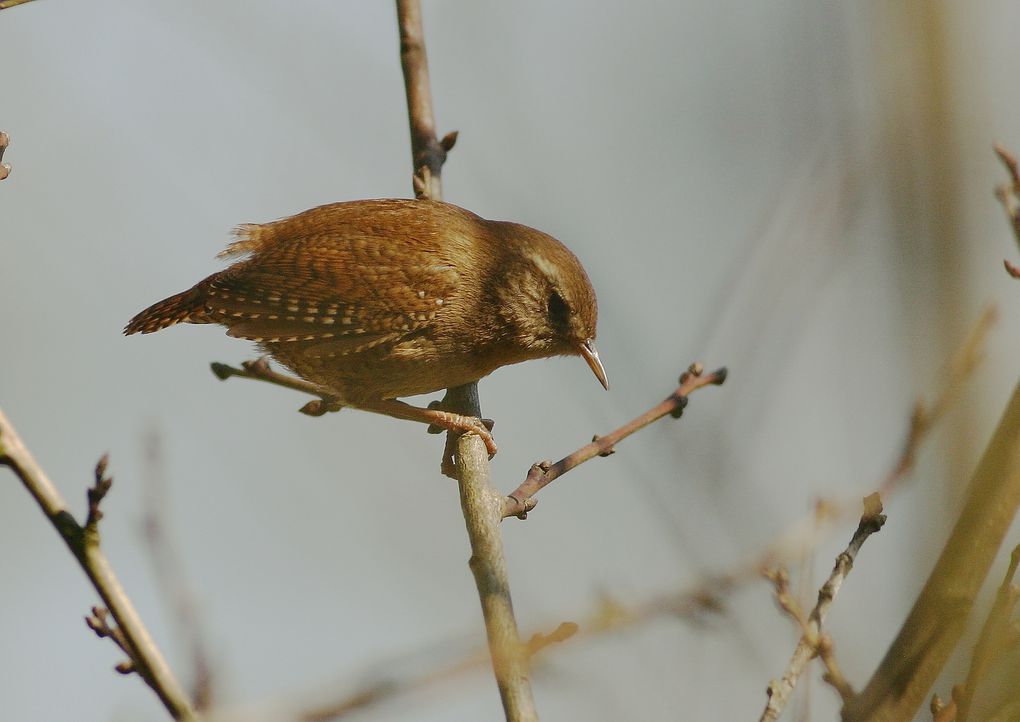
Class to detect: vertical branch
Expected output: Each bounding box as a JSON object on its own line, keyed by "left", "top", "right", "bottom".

{"left": 0, "top": 409, "right": 197, "bottom": 722}
{"left": 394, "top": 3, "right": 538, "bottom": 721}
{"left": 396, "top": 0, "right": 456, "bottom": 202}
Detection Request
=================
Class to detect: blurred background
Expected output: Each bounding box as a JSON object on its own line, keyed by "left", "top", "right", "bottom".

{"left": 3, "top": 1, "right": 1020, "bottom": 720}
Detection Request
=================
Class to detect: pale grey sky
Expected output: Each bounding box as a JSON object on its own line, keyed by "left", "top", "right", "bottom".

{"left": 3, "top": 2, "right": 1020, "bottom": 721}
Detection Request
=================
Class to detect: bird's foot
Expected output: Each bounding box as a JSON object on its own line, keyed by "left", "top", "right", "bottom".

{"left": 452, "top": 415, "right": 498, "bottom": 458}
{"left": 422, "top": 406, "right": 497, "bottom": 457}
{"left": 359, "top": 398, "right": 497, "bottom": 461}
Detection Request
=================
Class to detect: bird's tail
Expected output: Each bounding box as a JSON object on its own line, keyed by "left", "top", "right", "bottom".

{"left": 124, "top": 286, "right": 206, "bottom": 335}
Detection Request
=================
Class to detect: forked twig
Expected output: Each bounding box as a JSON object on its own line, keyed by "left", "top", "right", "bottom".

{"left": 503, "top": 363, "right": 726, "bottom": 519}
{"left": 760, "top": 495, "right": 886, "bottom": 721}
{"left": 0, "top": 410, "right": 197, "bottom": 721}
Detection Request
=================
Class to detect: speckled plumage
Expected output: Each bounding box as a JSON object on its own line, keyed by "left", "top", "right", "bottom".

{"left": 126, "top": 198, "right": 605, "bottom": 451}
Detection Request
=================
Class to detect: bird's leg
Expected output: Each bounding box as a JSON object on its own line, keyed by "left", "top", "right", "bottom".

{"left": 356, "top": 398, "right": 498, "bottom": 458}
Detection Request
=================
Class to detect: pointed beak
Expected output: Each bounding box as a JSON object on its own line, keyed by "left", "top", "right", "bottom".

{"left": 578, "top": 340, "right": 609, "bottom": 390}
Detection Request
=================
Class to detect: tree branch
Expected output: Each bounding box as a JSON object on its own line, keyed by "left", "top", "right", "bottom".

{"left": 503, "top": 363, "right": 726, "bottom": 519}
{"left": 0, "top": 408, "right": 197, "bottom": 721}
{"left": 394, "top": 2, "right": 537, "bottom": 720}
{"left": 760, "top": 495, "right": 887, "bottom": 721}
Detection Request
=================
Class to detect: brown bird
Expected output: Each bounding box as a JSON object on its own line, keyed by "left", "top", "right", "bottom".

{"left": 125, "top": 198, "right": 607, "bottom": 456}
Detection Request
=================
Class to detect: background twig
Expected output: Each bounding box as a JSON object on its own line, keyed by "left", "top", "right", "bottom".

{"left": 760, "top": 494, "right": 886, "bottom": 721}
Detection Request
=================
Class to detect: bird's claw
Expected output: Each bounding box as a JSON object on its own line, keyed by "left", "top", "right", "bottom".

{"left": 460, "top": 417, "right": 498, "bottom": 458}
{"left": 438, "top": 417, "right": 497, "bottom": 476}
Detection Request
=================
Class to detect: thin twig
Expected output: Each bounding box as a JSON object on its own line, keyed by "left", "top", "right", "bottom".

{"left": 761, "top": 495, "right": 886, "bottom": 721}
{"left": 85, "top": 605, "right": 138, "bottom": 675}
{"left": 954, "top": 544, "right": 1020, "bottom": 721}
{"left": 503, "top": 363, "right": 726, "bottom": 519}
{"left": 394, "top": 2, "right": 536, "bottom": 720}
{"left": 300, "top": 624, "right": 576, "bottom": 722}
{"left": 876, "top": 305, "right": 995, "bottom": 498}
{"left": 0, "top": 408, "right": 197, "bottom": 721}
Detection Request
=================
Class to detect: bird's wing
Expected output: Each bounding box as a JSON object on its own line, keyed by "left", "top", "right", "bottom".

{"left": 199, "top": 234, "right": 460, "bottom": 357}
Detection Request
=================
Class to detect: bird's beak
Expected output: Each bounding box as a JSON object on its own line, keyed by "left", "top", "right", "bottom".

{"left": 578, "top": 340, "right": 609, "bottom": 390}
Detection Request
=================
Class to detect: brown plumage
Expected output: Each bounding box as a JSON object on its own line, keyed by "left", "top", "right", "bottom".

{"left": 125, "top": 199, "right": 606, "bottom": 455}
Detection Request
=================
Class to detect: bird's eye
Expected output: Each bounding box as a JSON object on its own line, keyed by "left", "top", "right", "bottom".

{"left": 548, "top": 289, "right": 570, "bottom": 330}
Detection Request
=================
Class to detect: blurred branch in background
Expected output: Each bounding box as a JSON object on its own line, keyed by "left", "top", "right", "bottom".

{"left": 142, "top": 429, "right": 216, "bottom": 712}
{"left": 0, "top": 410, "right": 197, "bottom": 721}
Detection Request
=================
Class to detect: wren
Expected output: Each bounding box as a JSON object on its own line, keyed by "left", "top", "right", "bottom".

{"left": 125, "top": 198, "right": 607, "bottom": 455}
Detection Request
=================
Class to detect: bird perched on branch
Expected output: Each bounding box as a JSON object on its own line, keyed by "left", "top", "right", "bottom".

{"left": 125, "top": 199, "right": 607, "bottom": 456}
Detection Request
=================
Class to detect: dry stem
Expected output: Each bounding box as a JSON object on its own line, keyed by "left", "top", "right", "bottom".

{"left": 0, "top": 408, "right": 197, "bottom": 721}
{"left": 760, "top": 495, "right": 886, "bottom": 721}
{"left": 503, "top": 364, "right": 726, "bottom": 519}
